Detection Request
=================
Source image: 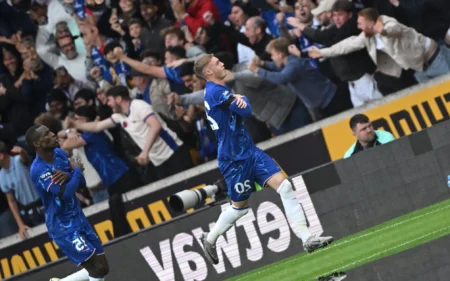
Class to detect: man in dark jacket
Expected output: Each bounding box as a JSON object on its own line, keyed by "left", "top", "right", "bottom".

{"left": 242, "top": 16, "right": 274, "bottom": 61}
{"left": 139, "top": 0, "right": 173, "bottom": 55}
{"left": 295, "top": 0, "right": 382, "bottom": 107}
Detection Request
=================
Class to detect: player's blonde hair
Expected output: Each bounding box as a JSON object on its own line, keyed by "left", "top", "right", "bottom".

{"left": 193, "top": 54, "right": 213, "bottom": 80}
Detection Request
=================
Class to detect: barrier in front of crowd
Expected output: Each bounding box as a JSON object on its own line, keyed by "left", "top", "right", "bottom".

{"left": 0, "top": 129, "right": 331, "bottom": 280}
{"left": 0, "top": 74, "right": 449, "bottom": 280}
{"left": 8, "top": 113, "right": 450, "bottom": 281}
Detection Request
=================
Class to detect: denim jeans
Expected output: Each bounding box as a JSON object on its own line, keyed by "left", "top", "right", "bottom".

{"left": 414, "top": 45, "right": 450, "bottom": 83}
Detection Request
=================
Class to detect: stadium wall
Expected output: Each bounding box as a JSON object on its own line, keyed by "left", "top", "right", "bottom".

{"left": 7, "top": 108, "right": 450, "bottom": 281}
{"left": 1, "top": 74, "right": 449, "bottom": 280}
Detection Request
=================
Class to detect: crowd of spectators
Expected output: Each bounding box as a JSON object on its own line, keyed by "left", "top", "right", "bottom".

{"left": 0, "top": 0, "right": 449, "bottom": 240}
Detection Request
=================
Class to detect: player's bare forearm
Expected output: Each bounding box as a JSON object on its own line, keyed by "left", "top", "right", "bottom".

{"left": 75, "top": 122, "right": 102, "bottom": 132}
{"left": 75, "top": 119, "right": 114, "bottom": 133}
{"left": 61, "top": 135, "right": 86, "bottom": 150}
{"left": 142, "top": 119, "right": 161, "bottom": 155}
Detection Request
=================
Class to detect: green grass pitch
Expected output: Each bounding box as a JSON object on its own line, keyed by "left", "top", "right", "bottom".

{"left": 226, "top": 198, "right": 450, "bottom": 281}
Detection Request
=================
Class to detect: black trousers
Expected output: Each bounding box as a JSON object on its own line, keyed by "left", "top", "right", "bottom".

{"left": 320, "top": 87, "right": 354, "bottom": 119}
{"left": 108, "top": 170, "right": 141, "bottom": 239}
{"left": 155, "top": 144, "right": 194, "bottom": 180}
{"left": 108, "top": 169, "right": 141, "bottom": 196}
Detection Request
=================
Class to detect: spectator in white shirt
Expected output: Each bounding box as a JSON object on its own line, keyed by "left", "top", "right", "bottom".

{"left": 66, "top": 85, "right": 194, "bottom": 180}
{"left": 36, "top": 20, "right": 95, "bottom": 88}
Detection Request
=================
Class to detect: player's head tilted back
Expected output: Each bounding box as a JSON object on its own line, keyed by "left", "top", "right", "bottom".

{"left": 194, "top": 54, "right": 227, "bottom": 83}
{"left": 25, "top": 125, "right": 59, "bottom": 152}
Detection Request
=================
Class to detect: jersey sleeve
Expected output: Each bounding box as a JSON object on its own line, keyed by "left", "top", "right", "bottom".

{"left": 133, "top": 100, "right": 156, "bottom": 122}
{"left": 56, "top": 149, "right": 87, "bottom": 188}
{"left": 53, "top": 148, "right": 74, "bottom": 174}
{"left": 163, "top": 66, "right": 184, "bottom": 84}
{"left": 110, "top": 113, "right": 123, "bottom": 126}
{"left": 36, "top": 168, "right": 64, "bottom": 195}
{"left": 208, "top": 85, "right": 233, "bottom": 108}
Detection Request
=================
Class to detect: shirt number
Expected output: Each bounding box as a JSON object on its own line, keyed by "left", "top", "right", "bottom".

{"left": 72, "top": 237, "right": 88, "bottom": 252}
{"left": 234, "top": 180, "right": 252, "bottom": 194}
{"left": 204, "top": 101, "right": 219, "bottom": 131}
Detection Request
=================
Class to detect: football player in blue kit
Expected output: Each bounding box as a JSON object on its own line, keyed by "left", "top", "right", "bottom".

{"left": 25, "top": 125, "right": 109, "bottom": 281}
{"left": 193, "top": 54, "right": 334, "bottom": 265}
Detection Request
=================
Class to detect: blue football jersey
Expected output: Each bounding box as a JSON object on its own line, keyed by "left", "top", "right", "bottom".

{"left": 164, "top": 66, "right": 189, "bottom": 95}
{"left": 204, "top": 81, "right": 254, "bottom": 161}
{"left": 30, "top": 148, "right": 87, "bottom": 238}
{"left": 81, "top": 131, "right": 128, "bottom": 188}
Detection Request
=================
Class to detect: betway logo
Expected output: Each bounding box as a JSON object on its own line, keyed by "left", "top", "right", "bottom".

{"left": 139, "top": 176, "right": 323, "bottom": 281}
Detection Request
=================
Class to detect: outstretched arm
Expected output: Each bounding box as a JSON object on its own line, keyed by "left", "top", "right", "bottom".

{"left": 312, "top": 34, "right": 366, "bottom": 58}
{"left": 257, "top": 61, "right": 298, "bottom": 84}
{"left": 67, "top": 117, "right": 116, "bottom": 133}
{"left": 114, "top": 47, "right": 166, "bottom": 78}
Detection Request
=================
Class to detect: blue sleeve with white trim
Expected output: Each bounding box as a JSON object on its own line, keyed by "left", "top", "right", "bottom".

{"left": 229, "top": 96, "right": 252, "bottom": 118}
{"left": 36, "top": 168, "right": 84, "bottom": 199}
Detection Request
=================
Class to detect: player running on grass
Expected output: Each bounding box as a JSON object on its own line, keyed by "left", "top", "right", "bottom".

{"left": 194, "top": 54, "right": 334, "bottom": 265}
{"left": 25, "top": 125, "right": 109, "bottom": 281}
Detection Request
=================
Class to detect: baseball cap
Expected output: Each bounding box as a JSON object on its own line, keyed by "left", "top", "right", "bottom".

{"left": 311, "top": 0, "right": 337, "bottom": 16}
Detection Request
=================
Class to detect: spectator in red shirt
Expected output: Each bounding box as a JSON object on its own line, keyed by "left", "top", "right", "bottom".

{"left": 171, "top": 0, "right": 221, "bottom": 36}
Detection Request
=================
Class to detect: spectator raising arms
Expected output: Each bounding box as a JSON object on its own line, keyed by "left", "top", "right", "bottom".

{"left": 309, "top": 8, "right": 450, "bottom": 83}
{"left": 66, "top": 85, "right": 194, "bottom": 180}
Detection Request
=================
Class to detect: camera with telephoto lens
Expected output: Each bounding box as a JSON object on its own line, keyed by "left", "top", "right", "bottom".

{"left": 169, "top": 178, "right": 228, "bottom": 213}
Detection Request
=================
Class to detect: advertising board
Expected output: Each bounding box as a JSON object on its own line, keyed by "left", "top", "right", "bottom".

{"left": 7, "top": 175, "right": 321, "bottom": 281}
{"left": 0, "top": 132, "right": 330, "bottom": 280}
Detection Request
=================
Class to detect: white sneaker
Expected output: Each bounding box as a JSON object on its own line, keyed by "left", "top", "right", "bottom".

{"left": 303, "top": 234, "right": 334, "bottom": 253}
